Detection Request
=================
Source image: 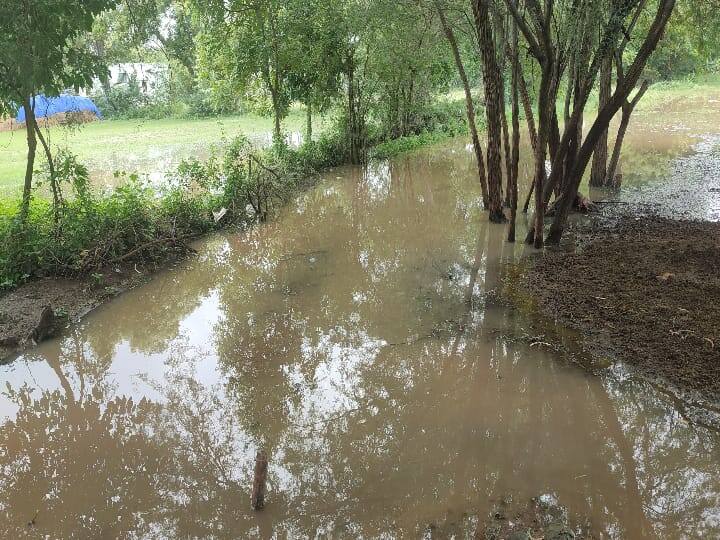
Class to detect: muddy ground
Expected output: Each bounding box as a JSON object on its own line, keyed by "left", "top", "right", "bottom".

{"left": 524, "top": 215, "right": 720, "bottom": 406}
{"left": 0, "top": 259, "right": 176, "bottom": 363}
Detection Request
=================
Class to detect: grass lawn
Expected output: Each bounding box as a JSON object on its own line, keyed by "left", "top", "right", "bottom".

{"left": 0, "top": 108, "right": 316, "bottom": 196}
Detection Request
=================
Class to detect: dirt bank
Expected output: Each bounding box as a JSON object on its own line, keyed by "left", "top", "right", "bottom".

{"left": 523, "top": 215, "right": 720, "bottom": 405}
{"left": 0, "top": 259, "right": 176, "bottom": 363}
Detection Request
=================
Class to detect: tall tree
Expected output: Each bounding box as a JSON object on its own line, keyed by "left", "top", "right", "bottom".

{"left": 193, "top": 0, "right": 302, "bottom": 141}
{"left": 505, "top": 0, "right": 564, "bottom": 247}
{"left": 472, "top": 0, "right": 506, "bottom": 223}
{"left": 547, "top": 0, "right": 677, "bottom": 243}
{"left": 590, "top": 56, "right": 613, "bottom": 187}
{"left": 503, "top": 0, "right": 677, "bottom": 245}
{"left": 507, "top": 16, "right": 521, "bottom": 242}
{"left": 433, "top": 0, "right": 490, "bottom": 209}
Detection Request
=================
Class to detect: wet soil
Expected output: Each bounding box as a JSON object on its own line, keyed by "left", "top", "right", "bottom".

{"left": 524, "top": 215, "right": 720, "bottom": 405}
{"left": 0, "top": 260, "right": 173, "bottom": 362}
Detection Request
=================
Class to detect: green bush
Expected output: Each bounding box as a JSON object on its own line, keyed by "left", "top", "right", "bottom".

{"left": 93, "top": 74, "right": 243, "bottom": 120}
{"left": 93, "top": 78, "right": 148, "bottom": 118}
{"left": 370, "top": 131, "right": 449, "bottom": 160}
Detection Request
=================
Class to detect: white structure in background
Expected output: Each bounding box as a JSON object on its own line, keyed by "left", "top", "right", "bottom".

{"left": 80, "top": 63, "right": 169, "bottom": 97}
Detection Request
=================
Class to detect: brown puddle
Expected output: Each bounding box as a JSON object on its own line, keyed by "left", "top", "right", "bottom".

{"left": 2, "top": 102, "right": 720, "bottom": 538}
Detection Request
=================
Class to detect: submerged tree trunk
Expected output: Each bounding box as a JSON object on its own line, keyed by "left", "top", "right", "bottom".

{"left": 607, "top": 81, "right": 649, "bottom": 187}
{"left": 251, "top": 450, "right": 268, "bottom": 510}
{"left": 526, "top": 59, "right": 556, "bottom": 248}
{"left": 501, "top": 102, "right": 512, "bottom": 207}
{"left": 493, "top": 7, "right": 511, "bottom": 208}
{"left": 514, "top": 58, "right": 538, "bottom": 214}
{"left": 20, "top": 96, "right": 38, "bottom": 224}
{"left": 519, "top": 67, "right": 538, "bottom": 215}
{"left": 435, "top": 1, "right": 490, "bottom": 209}
{"left": 473, "top": 0, "right": 505, "bottom": 223}
{"left": 590, "top": 57, "right": 613, "bottom": 186}
{"left": 546, "top": 0, "right": 677, "bottom": 244}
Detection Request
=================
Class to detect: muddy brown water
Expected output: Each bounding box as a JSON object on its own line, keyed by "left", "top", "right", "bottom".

{"left": 2, "top": 104, "right": 720, "bottom": 538}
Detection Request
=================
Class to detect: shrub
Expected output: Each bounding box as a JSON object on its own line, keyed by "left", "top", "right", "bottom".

{"left": 92, "top": 77, "right": 147, "bottom": 118}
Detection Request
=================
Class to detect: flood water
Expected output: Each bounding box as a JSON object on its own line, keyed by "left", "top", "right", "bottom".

{"left": 2, "top": 104, "right": 720, "bottom": 538}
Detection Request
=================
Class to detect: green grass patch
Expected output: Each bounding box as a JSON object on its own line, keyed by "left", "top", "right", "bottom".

{"left": 636, "top": 74, "right": 720, "bottom": 111}
{"left": 0, "top": 99, "right": 466, "bottom": 289}
{"left": 370, "top": 98, "right": 471, "bottom": 159}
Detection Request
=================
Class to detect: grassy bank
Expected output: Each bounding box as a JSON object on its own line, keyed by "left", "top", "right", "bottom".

{"left": 0, "top": 99, "right": 468, "bottom": 290}
{"left": 4, "top": 77, "right": 715, "bottom": 194}
{"left": 636, "top": 74, "right": 720, "bottom": 111}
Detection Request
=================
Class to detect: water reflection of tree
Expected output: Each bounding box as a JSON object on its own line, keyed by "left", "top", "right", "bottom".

{"left": 0, "top": 385, "right": 168, "bottom": 538}
{"left": 604, "top": 374, "right": 720, "bottom": 538}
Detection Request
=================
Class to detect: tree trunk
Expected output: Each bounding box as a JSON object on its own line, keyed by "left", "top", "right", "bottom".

{"left": 347, "top": 58, "right": 361, "bottom": 165}
{"left": 548, "top": 108, "right": 560, "bottom": 165}
{"left": 34, "top": 121, "right": 61, "bottom": 226}
{"left": 550, "top": 108, "right": 563, "bottom": 196}
{"left": 472, "top": 0, "right": 505, "bottom": 223}
{"left": 517, "top": 68, "right": 537, "bottom": 152}
{"left": 501, "top": 102, "right": 512, "bottom": 207}
{"left": 508, "top": 21, "right": 521, "bottom": 243}
{"left": 273, "top": 106, "right": 281, "bottom": 143}
{"left": 606, "top": 109, "right": 631, "bottom": 189}
{"left": 590, "top": 56, "right": 613, "bottom": 186}
{"left": 563, "top": 98, "right": 583, "bottom": 195}
{"left": 267, "top": 83, "right": 282, "bottom": 143}
{"left": 607, "top": 81, "right": 649, "bottom": 187}
{"left": 251, "top": 450, "right": 268, "bottom": 510}
{"left": 522, "top": 179, "right": 535, "bottom": 214}
{"left": 435, "top": 1, "right": 490, "bottom": 209}
{"left": 20, "top": 96, "right": 37, "bottom": 224}
{"left": 519, "top": 58, "right": 539, "bottom": 215}
{"left": 493, "top": 8, "right": 511, "bottom": 208}
{"left": 305, "top": 103, "right": 313, "bottom": 143}
{"left": 529, "top": 62, "right": 554, "bottom": 248}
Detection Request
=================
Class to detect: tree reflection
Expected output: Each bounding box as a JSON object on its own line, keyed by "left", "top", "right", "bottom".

{"left": 0, "top": 385, "right": 168, "bottom": 538}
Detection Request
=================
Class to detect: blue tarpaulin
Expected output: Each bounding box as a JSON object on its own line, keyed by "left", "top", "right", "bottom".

{"left": 16, "top": 94, "right": 102, "bottom": 122}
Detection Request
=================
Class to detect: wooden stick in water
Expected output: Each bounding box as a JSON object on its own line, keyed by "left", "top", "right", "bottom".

{"left": 251, "top": 450, "right": 268, "bottom": 510}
